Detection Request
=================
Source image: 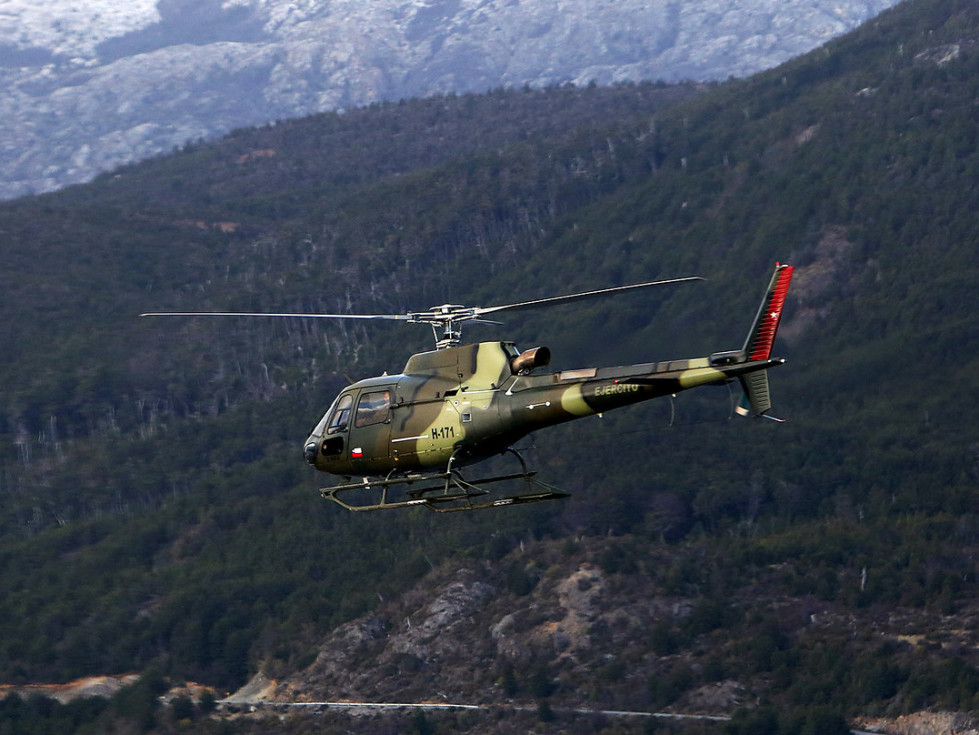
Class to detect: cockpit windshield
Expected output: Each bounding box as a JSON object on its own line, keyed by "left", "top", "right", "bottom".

{"left": 312, "top": 393, "right": 354, "bottom": 436}
{"left": 312, "top": 396, "right": 336, "bottom": 435}
{"left": 327, "top": 394, "right": 354, "bottom": 433}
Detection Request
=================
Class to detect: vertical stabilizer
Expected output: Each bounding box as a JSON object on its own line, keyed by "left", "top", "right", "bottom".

{"left": 736, "top": 372, "right": 774, "bottom": 416}
{"left": 743, "top": 263, "right": 794, "bottom": 361}
{"left": 735, "top": 263, "right": 793, "bottom": 417}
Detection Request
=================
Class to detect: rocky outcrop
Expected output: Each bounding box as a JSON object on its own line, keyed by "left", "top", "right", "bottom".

{"left": 231, "top": 544, "right": 699, "bottom": 709}
{"left": 0, "top": 674, "right": 140, "bottom": 704}
{"left": 857, "top": 711, "right": 979, "bottom": 735}
{"left": 273, "top": 569, "right": 502, "bottom": 703}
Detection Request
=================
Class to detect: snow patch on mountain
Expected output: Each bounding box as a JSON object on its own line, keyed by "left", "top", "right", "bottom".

{"left": 0, "top": 0, "right": 160, "bottom": 60}
{"left": 0, "top": 0, "right": 901, "bottom": 200}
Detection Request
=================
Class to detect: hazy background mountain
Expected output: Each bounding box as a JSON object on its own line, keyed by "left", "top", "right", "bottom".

{"left": 3, "top": 0, "right": 979, "bottom": 731}
{"left": 0, "top": 0, "right": 901, "bottom": 200}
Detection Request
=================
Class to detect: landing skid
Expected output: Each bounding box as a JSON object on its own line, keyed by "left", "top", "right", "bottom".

{"left": 319, "top": 450, "right": 569, "bottom": 512}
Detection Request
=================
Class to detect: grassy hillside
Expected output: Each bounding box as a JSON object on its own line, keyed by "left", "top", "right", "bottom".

{"left": 2, "top": 0, "right": 979, "bottom": 725}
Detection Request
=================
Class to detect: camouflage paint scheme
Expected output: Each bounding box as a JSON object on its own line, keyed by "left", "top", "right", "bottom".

{"left": 304, "top": 264, "right": 794, "bottom": 480}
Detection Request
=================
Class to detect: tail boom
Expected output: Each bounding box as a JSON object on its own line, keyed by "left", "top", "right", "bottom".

{"left": 487, "top": 264, "right": 794, "bottom": 442}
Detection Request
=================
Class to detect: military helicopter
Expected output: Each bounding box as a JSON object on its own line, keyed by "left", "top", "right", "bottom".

{"left": 142, "top": 263, "right": 793, "bottom": 512}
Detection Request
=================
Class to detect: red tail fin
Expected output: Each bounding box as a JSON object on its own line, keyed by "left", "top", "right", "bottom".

{"left": 731, "top": 263, "right": 793, "bottom": 418}
{"left": 744, "top": 263, "right": 794, "bottom": 361}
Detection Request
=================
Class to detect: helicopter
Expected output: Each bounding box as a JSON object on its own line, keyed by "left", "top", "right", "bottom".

{"left": 142, "top": 263, "right": 793, "bottom": 512}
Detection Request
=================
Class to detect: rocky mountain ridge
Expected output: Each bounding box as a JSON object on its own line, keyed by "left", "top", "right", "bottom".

{"left": 1, "top": 0, "right": 899, "bottom": 200}
{"left": 226, "top": 535, "right": 979, "bottom": 734}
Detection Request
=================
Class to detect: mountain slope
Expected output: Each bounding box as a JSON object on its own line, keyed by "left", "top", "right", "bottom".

{"left": 0, "top": 0, "right": 899, "bottom": 199}
{"left": 2, "top": 0, "right": 979, "bottom": 725}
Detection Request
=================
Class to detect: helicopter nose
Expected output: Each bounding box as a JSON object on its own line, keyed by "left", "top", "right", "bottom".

{"left": 303, "top": 442, "right": 318, "bottom": 465}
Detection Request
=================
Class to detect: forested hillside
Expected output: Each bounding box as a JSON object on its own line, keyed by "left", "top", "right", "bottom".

{"left": 3, "top": 0, "right": 979, "bottom": 730}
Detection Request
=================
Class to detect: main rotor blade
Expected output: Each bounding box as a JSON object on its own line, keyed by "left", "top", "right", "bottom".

{"left": 139, "top": 276, "right": 701, "bottom": 348}
{"left": 139, "top": 311, "right": 410, "bottom": 321}
{"left": 474, "top": 276, "right": 703, "bottom": 317}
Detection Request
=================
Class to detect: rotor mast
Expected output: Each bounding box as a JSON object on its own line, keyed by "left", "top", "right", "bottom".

{"left": 406, "top": 305, "right": 501, "bottom": 349}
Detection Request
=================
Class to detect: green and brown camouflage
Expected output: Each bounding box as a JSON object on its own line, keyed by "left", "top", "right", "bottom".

{"left": 141, "top": 263, "right": 793, "bottom": 510}
{"left": 303, "top": 264, "right": 795, "bottom": 481}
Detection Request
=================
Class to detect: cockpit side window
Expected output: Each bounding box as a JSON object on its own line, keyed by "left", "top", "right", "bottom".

{"left": 355, "top": 390, "right": 391, "bottom": 428}
{"left": 327, "top": 394, "right": 353, "bottom": 434}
